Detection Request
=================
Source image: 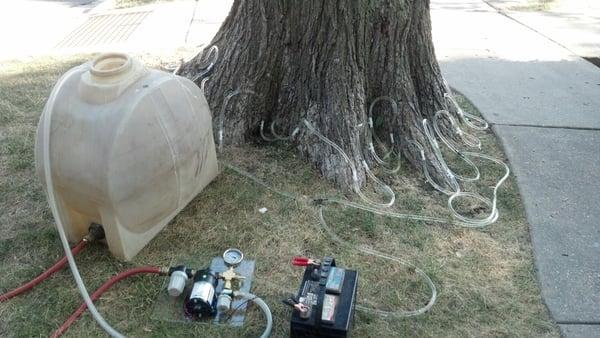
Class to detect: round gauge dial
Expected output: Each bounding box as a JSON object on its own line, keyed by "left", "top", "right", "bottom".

{"left": 222, "top": 248, "right": 244, "bottom": 266}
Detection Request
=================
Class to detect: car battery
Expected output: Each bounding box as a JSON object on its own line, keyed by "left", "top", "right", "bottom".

{"left": 288, "top": 256, "right": 358, "bottom": 337}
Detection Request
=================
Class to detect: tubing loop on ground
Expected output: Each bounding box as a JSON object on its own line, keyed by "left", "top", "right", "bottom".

{"left": 443, "top": 92, "right": 489, "bottom": 131}
{"left": 419, "top": 111, "right": 510, "bottom": 227}
{"left": 446, "top": 151, "right": 510, "bottom": 227}
{"left": 431, "top": 111, "right": 480, "bottom": 182}
{"left": 221, "top": 158, "right": 440, "bottom": 318}
{"left": 317, "top": 206, "right": 437, "bottom": 317}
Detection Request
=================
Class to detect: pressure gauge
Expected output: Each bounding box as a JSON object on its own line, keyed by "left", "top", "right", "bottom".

{"left": 223, "top": 248, "right": 244, "bottom": 267}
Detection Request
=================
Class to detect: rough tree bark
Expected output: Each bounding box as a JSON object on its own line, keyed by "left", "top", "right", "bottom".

{"left": 178, "top": 0, "right": 453, "bottom": 189}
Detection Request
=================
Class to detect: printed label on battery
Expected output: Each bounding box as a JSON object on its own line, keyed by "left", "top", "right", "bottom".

{"left": 321, "top": 294, "right": 338, "bottom": 323}
{"left": 325, "top": 267, "right": 345, "bottom": 294}
{"left": 300, "top": 280, "right": 319, "bottom": 306}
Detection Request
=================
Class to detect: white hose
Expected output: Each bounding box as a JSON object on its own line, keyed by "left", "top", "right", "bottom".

{"left": 41, "top": 67, "right": 124, "bottom": 337}
{"left": 200, "top": 77, "right": 210, "bottom": 96}
{"left": 233, "top": 291, "right": 272, "bottom": 338}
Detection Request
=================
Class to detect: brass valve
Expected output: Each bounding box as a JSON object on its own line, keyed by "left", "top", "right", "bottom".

{"left": 219, "top": 266, "right": 245, "bottom": 291}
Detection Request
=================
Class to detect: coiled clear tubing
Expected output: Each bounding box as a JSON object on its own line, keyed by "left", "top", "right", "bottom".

{"left": 421, "top": 111, "right": 509, "bottom": 228}
{"left": 217, "top": 81, "right": 509, "bottom": 319}
{"left": 317, "top": 206, "right": 437, "bottom": 317}
{"left": 443, "top": 78, "right": 488, "bottom": 131}
{"left": 219, "top": 161, "right": 438, "bottom": 318}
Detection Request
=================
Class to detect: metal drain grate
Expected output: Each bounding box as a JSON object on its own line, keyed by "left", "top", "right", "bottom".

{"left": 56, "top": 11, "right": 151, "bottom": 48}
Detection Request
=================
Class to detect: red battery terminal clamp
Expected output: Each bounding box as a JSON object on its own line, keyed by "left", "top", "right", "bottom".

{"left": 292, "top": 256, "right": 320, "bottom": 267}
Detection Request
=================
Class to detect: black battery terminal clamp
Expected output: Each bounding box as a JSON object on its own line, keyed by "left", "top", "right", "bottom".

{"left": 287, "top": 256, "right": 358, "bottom": 338}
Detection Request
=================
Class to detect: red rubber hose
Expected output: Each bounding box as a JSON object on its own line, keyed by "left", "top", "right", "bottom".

{"left": 0, "top": 240, "right": 88, "bottom": 302}
{"left": 51, "top": 266, "right": 161, "bottom": 338}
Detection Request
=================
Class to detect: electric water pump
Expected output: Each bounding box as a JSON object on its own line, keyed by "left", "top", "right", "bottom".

{"left": 165, "top": 248, "right": 253, "bottom": 320}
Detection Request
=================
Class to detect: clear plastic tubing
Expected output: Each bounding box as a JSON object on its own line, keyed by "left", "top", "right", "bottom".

{"left": 219, "top": 162, "right": 438, "bottom": 317}
{"left": 200, "top": 77, "right": 210, "bottom": 96}
{"left": 442, "top": 78, "right": 488, "bottom": 130}
{"left": 420, "top": 112, "right": 510, "bottom": 227}
{"left": 302, "top": 112, "right": 509, "bottom": 228}
{"left": 259, "top": 120, "right": 278, "bottom": 142}
{"left": 367, "top": 96, "right": 401, "bottom": 174}
{"left": 259, "top": 118, "right": 300, "bottom": 142}
{"left": 41, "top": 67, "right": 124, "bottom": 338}
{"left": 317, "top": 206, "right": 437, "bottom": 317}
{"left": 218, "top": 89, "right": 257, "bottom": 152}
{"left": 303, "top": 119, "right": 395, "bottom": 208}
{"left": 219, "top": 85, "right": 509, "bottom": 318}
{"left": 442, "top": 82, "right": 488, "bottom": 131}
{"left": 191, "top": 45, "right": 219, "bottom": 82}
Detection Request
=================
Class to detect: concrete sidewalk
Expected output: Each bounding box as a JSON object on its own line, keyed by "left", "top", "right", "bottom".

{"left": 0, "top": 0, "right": 100, "bottom": 60}
{"left": 485, "top": 0, "right": 600, "bottom": 65}
{"left": 431, "top": 1, "right": 600, "bottom": 337}
{"left": 0, "top": 0, "right": 232, "bottom": 61}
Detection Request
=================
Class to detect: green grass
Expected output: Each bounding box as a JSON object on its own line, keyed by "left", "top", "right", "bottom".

{"left": 0, "top": 56, "right": 558, "bottom": 337}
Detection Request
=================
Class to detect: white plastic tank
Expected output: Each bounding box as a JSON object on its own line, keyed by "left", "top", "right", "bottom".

{"left": 35, "top": 53, "right": 218, "bottom": 260}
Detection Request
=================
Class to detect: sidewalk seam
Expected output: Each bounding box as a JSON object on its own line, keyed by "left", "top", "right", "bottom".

{"left": 480, "top": 0, "right": 582, "bottom": 58}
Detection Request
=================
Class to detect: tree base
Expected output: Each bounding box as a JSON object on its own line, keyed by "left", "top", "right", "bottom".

{"left": 178, "top": 0, "right": 456, "bottom": 190}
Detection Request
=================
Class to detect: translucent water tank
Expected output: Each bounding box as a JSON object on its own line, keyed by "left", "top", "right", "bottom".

{"left": 35, "top": 53, "right": 218, "bottom": 260}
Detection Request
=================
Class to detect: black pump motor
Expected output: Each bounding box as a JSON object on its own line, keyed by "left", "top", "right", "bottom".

{"left": 185, "top": 269, "right": 218, "bottom": 318}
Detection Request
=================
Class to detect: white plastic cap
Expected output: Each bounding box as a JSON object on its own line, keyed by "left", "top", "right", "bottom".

{"left": 167, "top": 270, "right": 188, "bottom": 297}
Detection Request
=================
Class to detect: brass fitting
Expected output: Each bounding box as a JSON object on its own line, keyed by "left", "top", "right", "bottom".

{"left": 219, "top": 267, "right": 245, "bottom": 291}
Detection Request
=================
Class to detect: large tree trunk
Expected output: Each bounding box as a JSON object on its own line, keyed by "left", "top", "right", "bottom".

{"left": 178, "top": 0, "right": 452, "bottom": 189}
